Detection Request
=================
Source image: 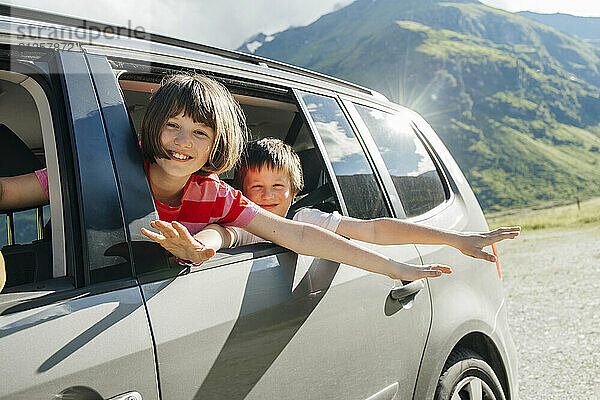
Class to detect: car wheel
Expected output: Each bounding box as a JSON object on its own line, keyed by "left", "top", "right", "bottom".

{"left": 434, "top": 348, "right": 506, "bottom": 400}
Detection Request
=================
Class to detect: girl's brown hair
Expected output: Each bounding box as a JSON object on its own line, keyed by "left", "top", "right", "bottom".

{"left": 140, "top": 74, "right": 248, "bottom": 175}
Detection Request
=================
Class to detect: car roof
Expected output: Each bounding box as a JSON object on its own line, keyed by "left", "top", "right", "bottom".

{"left": 0, "top": 4, "right": 393, "bottom": 103}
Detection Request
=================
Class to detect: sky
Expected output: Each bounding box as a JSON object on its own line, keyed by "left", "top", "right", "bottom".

{"left": 3, "top": 0, "right": 600, "bottom": 49}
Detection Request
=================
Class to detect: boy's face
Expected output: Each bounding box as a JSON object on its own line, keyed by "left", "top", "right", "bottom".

{"left": 242, "top": 167, "right": 294, "bottom": 217}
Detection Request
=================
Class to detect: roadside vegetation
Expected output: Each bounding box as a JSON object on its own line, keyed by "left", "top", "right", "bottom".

{"left": 486, "top": 196, "right": 600, "bottom": 231}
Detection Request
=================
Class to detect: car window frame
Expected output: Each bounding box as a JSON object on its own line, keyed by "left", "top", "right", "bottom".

{"left": 0, "top": 53, "right": 74, "bottom": 298}
{"left": 341, "top": 96, "right": 454, "bottom": 221}
{"left": 338, "top": 95, "right": 406, "bottom": 219}
{"left": 105, "top": 57, "right": 334, "bottom": 281}
{"left": 293, "top": 88, "right": 395, "bottom": 219}
{"left": 0, "top": 60, "right": 68, "bottom": 276}
{"left": 0, "top": 48, "right": 141, "bottom": 314}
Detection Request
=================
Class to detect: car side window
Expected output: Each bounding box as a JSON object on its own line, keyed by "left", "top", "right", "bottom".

{"left": 116, "top": 66, "right": 331, "bottom": 269}
{"left": 353, "top": 104, "right": 446, "bottom": 218}
{"left": 0, "top": 50, "right": 74, "bottom": 301}
{"left": 298, "top": 92, "right": 390, "bottom": 219}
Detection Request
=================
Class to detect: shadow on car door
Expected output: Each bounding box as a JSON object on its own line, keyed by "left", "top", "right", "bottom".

{"left": 138, "top": 241, "right": 430, "bottom": 400}
{"left": 137, "top": 247, "right": 337, "bottom": 399}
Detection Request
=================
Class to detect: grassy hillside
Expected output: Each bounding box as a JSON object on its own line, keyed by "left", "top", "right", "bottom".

{"left": 240, "top": 0, "right": 600, "bottom": 211}
{"left": 518, "top": 11, "right": 600, "bottom": 42}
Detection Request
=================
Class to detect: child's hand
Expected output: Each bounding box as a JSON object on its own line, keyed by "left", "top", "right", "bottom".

{"left": 390, "top": 263, "right": 452, "bottom": 281}
{"left": 141, "top": 220, "right": 216, "bottom": 264}
{"left": 456, "top": 226, "right": 521, "bottom": 262}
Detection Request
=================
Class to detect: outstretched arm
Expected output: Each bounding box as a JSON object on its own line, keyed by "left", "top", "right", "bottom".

{"left": 335, "top": 217, "right": 520, "bottom": 262}
{"left": 0, "top": 173, "right": 48, "bottom": 210}
{"left": 244, "top": 208, "right": 451, "bottom": 281}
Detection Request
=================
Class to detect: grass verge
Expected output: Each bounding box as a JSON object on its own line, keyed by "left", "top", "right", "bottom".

{"left": 486, "top": 196, "right": 600, "bottom": 231}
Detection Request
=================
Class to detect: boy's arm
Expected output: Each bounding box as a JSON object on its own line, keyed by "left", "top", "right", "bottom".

{"left": 0, "top": 173, "right": 49, "bottom": 210}
{"left": 244, "top": 208, "right": 451, "bottom": 281}
{"left": 335, "top": 217, "right": 520, "bottom": 262}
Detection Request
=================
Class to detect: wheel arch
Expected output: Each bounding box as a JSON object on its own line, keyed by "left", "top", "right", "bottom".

{"left": 451, "top": 332, "right": 511, "bottom": 400}
{"left": 414, "top": 323, "right": 514, "bottom": 400}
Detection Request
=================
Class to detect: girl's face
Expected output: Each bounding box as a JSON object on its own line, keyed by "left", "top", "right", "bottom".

{"left": 156, "top": 112, "right": 215, "bottom": 178}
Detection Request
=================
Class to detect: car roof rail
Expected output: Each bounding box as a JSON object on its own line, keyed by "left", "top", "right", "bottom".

{"left": 0, "top": 4, "right": 389, "bottom": 101}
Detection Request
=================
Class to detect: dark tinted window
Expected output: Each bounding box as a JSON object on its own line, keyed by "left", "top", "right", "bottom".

{"left": 299, "top": 92, "right": 389, "bottom": 219}
{"left": 354, "top": 105, "right": 446, "bottom": 217}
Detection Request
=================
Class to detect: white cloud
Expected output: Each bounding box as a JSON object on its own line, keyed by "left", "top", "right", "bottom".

{"left": 3, "top": 0, "right": 355, "bottom": 49}
{"left": 315, "top": 120, "right": 363, "bottom": 164}
{"left": 4, "top": 0, "right": 599, "bottom": 52}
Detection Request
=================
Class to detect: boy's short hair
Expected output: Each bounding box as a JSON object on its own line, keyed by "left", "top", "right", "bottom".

{"left": 234, "top": 137, "right": 304, "bottom": 195}
{"left": 140, "top": 73, "right": 248, "bottom": 175}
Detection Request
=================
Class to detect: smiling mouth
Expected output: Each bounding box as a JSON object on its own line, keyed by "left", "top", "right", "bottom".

{"left": 168, "top": 150, "right": 192, "bottom": 161}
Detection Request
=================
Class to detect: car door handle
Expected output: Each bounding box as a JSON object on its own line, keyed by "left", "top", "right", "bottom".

{"left": 389, "top": 280, "right": 424, "bottom": 301}
{"left": 108, "top": 392, "right": 142, "bottom": 400}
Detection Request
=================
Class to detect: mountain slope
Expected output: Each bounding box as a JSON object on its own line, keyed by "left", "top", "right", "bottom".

{"left": 517, "top": 11, "right": 600, "bottom": 44}
{"left": 239, "top": 0, "right": 600, "bottom": 211}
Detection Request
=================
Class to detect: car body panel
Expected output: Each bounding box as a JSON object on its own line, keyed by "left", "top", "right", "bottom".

{"left": 0, "top": 285, "right": 159, "bottom": 399}
{"left": 1, "top": 49, "right": 159, "bottom": 399}
{"left": 141, "top": 240, "right": 429, "bottom": 400}
{"left": 406, "top": 116, "right": 517, "bottom": 399}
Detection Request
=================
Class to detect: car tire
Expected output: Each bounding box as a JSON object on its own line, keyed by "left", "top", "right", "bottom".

{"left": 434, "top": 348, "right": 506, "bottom": 400}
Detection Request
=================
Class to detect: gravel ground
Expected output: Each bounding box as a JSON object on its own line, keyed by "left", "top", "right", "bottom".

{"left": 495, "top": 225, "right": 600, "bottom": 399}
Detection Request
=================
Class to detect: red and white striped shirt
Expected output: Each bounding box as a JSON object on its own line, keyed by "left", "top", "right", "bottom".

{"left": 150, "top": 171, "right": 259, "bottom": 234}
{"left": 35, "top": 167, "right": 259, "bottom": 235}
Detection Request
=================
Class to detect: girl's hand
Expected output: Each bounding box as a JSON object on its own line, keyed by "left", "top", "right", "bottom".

{"left": 141, "top": 220, "right": 216, "bottom": 264}
{"left": 390, "top": 263, "right": 452, "bottom": 281}
{"left": 456, "top": 226, "right": 521, "bottom": 262}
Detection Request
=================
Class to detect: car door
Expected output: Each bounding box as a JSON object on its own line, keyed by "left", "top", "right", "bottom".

{"left": 345, "top": 99, "right": 507, "bottom": 399}
{"left": 90, "top": 57, "right": 333, "bottom": 400}
{"left": 0, "top": 49, "right": 158, "bottom": 399}
{"left": 287, "top": 90, "right": 433, "bottom": 400}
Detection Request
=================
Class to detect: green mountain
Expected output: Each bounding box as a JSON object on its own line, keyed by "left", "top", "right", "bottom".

{"left": 239, "top": 0, "right": 600, "bottom": 211}
{"left": 517, "top": 11, "right": 600, "bottom": 45}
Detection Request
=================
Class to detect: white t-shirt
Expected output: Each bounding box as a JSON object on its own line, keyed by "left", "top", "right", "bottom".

{"left": 232, "top": 208, "right": 343, "bottom": 247}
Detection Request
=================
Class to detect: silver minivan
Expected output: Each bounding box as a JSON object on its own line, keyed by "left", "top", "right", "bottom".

{"left": 0, "top": 6, "right": 517, "bottom": 400}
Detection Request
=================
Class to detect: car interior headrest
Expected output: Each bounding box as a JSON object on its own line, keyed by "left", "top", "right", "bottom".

{"left": 0, "top": 124, "right": 42, "bottom": 177}
{"left": 296, "top": 148, "right": 322, "bottom": 196}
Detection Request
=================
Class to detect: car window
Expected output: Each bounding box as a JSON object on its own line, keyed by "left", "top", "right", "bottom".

{"left": 0, "top": 50, "right": 73, "bottom": 299}
{"left": 116, "top": 65, "right": 330, "bottom": 270}
{"left": 117, "top": 65, "right": 340, "bottom": 212}
{"left": 353, "top": 104, "right": 446, "bottom": 218}
{"left": 298, "top": 92, "right": 390, "bottom": 219}
{"left": 1, "top": 49, "right": 137, "bottom": 304}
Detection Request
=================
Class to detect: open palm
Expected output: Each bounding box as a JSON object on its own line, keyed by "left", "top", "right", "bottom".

{"left": 457, "top": 226, "right": 521, "bottom": 262}
{"left": 141, "top": 220, "right": 216, "bottom": 264}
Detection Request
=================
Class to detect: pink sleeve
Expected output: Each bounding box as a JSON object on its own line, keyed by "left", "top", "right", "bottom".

{"left": 35, "top": 168, "right": 49, "bottom": 197}
{"left": 227, "top": 197, "right": 260, "bottom": 227}
{"left": 216, "top": 182, "right": 260, "bottom": 227}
